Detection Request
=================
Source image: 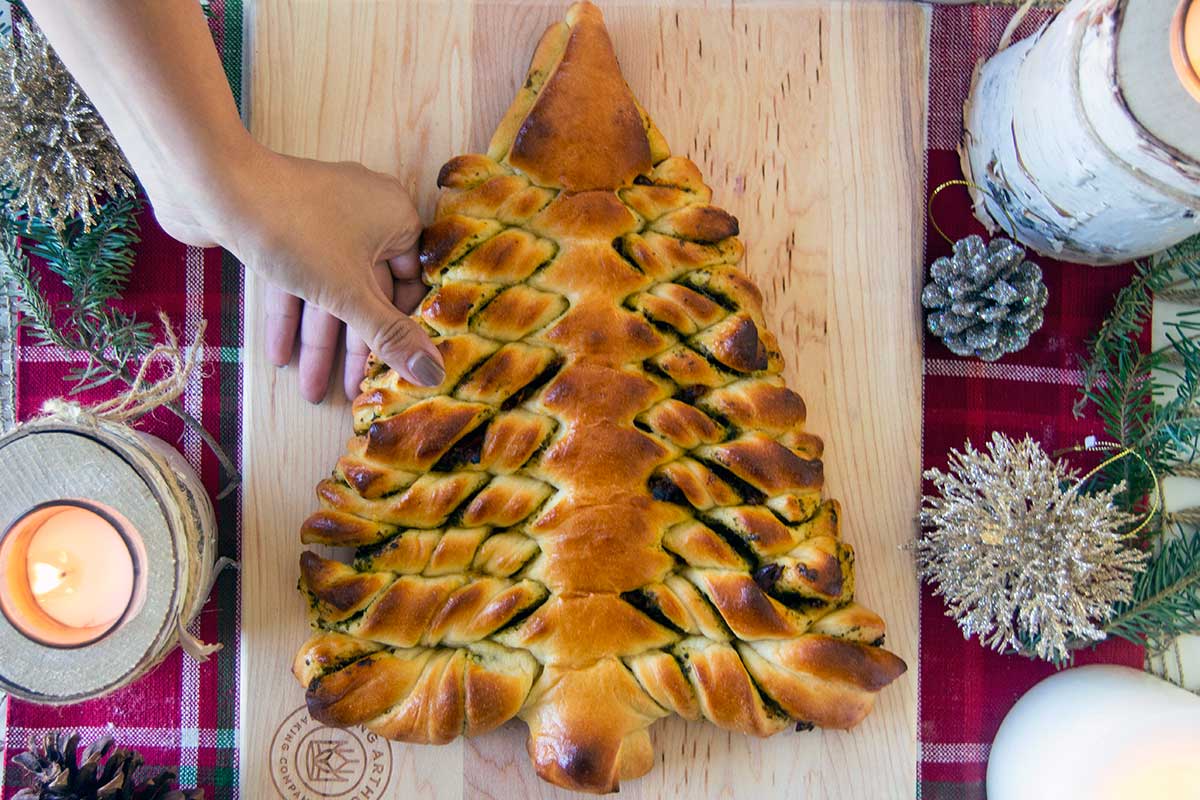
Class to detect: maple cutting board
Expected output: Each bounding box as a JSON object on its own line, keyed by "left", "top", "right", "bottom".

{"left": 241, "top": 2, "right": 928, "bottom": 798}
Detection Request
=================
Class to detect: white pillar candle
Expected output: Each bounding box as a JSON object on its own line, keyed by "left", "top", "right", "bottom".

{"left": 988, "top": 665, "right": 1200, "bottom": 800}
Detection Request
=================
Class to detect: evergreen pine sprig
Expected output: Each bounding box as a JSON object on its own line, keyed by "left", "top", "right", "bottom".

{"left": 1075, "top": 247, "right": 1200, "bottom": 509}
{"left": 1075, "top": 234, "right": 1200, "bottom": 655}
{"left": 1105, "top": 525, "right": 1200, "bottom": 654}
{"left": 0, "top": 195, "right": 239, "bottom": 493}
{"left": 4, "top": 194, "right": 154, "bottom": 391}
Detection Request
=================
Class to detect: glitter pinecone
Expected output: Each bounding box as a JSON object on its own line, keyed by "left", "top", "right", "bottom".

{"left": 0, "top": 19, "right": 134, "bottom": 229}
{"left": 921, "top": 235, "right": 1047, "bottom": 361}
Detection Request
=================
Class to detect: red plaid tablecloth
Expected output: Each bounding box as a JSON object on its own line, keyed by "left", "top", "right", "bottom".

{"left": 917, "top": 5, "right": 1144, "bottom": 800}
{"left": 1, "top": 3, "right": 244, "bottom": 799}
{"left": 2, "top": 4, "right": 1152, "bottom": 799}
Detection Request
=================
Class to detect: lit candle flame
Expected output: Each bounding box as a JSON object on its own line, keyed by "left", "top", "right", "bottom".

{"left": 29, "top": 561, "right": 67, "bottom": 596}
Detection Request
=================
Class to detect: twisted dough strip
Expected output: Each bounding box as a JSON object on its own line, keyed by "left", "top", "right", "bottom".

{"left": 299, "top": 551, "right": 546, "bottom": 648}
{"left": 626, "top": 603, "right": 902, "bottom": 735}
{"left": 294, "top": 632, "right": 539, "bottom": 744}
{"left": 298, "top": 512, "right": 902, "bottom": 772}
{"left": 294, "top": 608, "right": 900, "bottom": 783}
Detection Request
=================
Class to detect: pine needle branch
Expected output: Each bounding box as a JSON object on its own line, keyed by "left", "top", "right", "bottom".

{"left": 12, "top": 195, "right": 153, "bottom": 389}
{"left": 1106, "top": 527, "right": 1200, "bottom": 654}
{"left": 1076, "top": 234, "right": 1200, "bottom": 651}
{"left": 0, "top": 197, "right": 239, "bottom": 493}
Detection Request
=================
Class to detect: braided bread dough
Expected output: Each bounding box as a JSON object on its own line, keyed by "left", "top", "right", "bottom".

{"left": 293, "top": 2, "right": 906, "bottom": 792}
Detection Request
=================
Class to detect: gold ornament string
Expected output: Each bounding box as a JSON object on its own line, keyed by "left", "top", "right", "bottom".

{"left": 927, "top": 178, "right": 1020, "bottom": 246}
{"left": 1058, "top": 438, "right": 1161, "bottom": 539}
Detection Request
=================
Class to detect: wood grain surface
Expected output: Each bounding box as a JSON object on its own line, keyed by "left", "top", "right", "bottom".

{"left": 242, "top": 2, "right": 928, "bottom": 798}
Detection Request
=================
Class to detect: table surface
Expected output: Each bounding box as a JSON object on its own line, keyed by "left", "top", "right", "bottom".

{"left": 241, "top": 2, "right": 928, "bottom": 798}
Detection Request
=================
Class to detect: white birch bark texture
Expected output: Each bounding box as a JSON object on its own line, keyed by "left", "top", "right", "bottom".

{"left": 961, "top": 0, "right": 1200, "bottom": 266}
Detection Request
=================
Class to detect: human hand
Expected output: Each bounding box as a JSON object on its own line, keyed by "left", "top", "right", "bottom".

{"left": 151, "top": 146, "right": 444, "bottom": 402}
{"left": 23, "top": 1, "right": 442, "bottom": 402}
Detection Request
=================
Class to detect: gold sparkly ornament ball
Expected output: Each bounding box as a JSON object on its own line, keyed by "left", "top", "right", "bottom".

{"left": 0, "top": 19, "right": 134, "bottom": 229}
{"left": 916, "top": 432, "right": 1146, "bottom": 663}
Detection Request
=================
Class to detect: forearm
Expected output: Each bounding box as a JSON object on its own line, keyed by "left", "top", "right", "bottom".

{"left": 23, "top": 0, "right": 257, "bottom": 228}
{"left": 23, "top": 1, "right": 442, "bottom": 393}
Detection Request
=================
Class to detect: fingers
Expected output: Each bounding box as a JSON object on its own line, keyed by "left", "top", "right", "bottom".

{"left": 343, "top": 172, "right": 431, "bottom": 390}
{"left": 297, "top": 303, "right": 342, "bottom": 403}
{"left": 388, "top": 248, "right": 427, "bottom": 313}
{"left": 387, "top": 246, "right": 420, "bottom": 280}
{"left": 265, "top": 284, "right": 303, "bottom": 366}
{"left": 343, "top": 262, "right": 395, "bottom": 400}
{"left": 252, "top": 160, "right": 430, "bottom": 401}
{"left": 343, "top": 331, "right": 371, "bottom": 402}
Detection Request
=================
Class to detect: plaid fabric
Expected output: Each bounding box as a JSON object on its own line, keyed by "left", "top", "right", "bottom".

{"left": 1, "top": 3, "right": 244, "bottom": 798}
{"left": 1, "top": 4, "right": 1157, "bottom": 800}
{"left": 918, "top": 6, "right": 1146, "bottom": 800}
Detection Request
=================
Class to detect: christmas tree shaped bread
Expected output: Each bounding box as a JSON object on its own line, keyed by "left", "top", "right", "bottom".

{"left": 293, "top": 2, "right": 906, "bottom": 793}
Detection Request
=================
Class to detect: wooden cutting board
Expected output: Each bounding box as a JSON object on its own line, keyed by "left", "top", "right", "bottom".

{"left": 241, "top": 2, "right": 928, "bottom": 798}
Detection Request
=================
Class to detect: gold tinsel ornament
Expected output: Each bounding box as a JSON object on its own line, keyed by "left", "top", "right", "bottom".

{"left": 916, "top": 432, "right": 1147, "bottom": 663}
{"left": 0, "top": 18, "right": 133, "bottom": 229}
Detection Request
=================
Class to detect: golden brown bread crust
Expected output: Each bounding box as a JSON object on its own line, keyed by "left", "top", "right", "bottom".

{"left": 503, "top": 3, "right": 651, "bottom": 192}
{"left": 294, "top": 2, "right": 904, "bottom": 793}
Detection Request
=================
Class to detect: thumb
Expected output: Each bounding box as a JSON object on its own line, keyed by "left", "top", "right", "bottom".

{"left": 364, "top": 170, "right": 422, "bottom": 261}
{"left": 346, "top": 293, "right": 444, "bottom": 387}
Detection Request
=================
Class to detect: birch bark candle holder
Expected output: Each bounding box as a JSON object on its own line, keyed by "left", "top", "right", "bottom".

{"left": 962, "top": 0, "right": 1200, "bottom": 266}
{"left": 0, "top": 406, "right": 225, "bottom": 704}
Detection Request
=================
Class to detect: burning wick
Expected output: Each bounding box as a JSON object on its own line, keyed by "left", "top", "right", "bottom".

{"left": 0, "top": 503, "right": 141, "bottom": 643}
{"left": 24, "top": 507, "right": 135, "bottom": 630}
{"left": 29, "top": 560, "right": 68, "bottom": 596}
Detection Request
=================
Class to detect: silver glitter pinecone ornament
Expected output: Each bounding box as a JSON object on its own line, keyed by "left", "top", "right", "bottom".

{"left": 922, "top": 235, "right": 1047, "bottom": 361}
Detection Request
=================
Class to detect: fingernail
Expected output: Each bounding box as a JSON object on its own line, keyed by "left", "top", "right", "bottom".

{"left": 407, "top": 351, "right": 445, "bottom": 387}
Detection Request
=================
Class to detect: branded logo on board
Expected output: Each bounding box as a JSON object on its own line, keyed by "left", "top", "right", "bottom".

{"left": 270, "top": 705, "right": 393, "bottom": 799}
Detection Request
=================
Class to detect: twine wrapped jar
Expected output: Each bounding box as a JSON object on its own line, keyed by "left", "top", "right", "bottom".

{"left": 0, "top": 404, "right": 228, "bottom": 704}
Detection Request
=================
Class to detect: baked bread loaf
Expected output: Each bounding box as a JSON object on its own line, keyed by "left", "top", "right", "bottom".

{"left": 293, "top": 2, "right": 906, "bottom": 792}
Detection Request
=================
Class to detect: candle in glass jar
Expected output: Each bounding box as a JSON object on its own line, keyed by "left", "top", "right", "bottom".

{"left": 0, "top": 501, "right": 144, "bottom": 647}
{"left": 1173, "top": 0, "right": 1200, "bottom": 102}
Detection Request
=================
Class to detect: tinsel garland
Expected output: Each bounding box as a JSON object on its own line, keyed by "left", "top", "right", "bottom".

{"left": 0, "top": 18, "right": 133, "bottom": 229}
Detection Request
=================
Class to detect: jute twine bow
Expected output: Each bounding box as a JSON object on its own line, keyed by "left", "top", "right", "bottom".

{"left": 89, "top": 312, "right": 205, "bottom": 422}
{"left": 42, "top": 312, "right": 240, "bottom": 499}
{"left": 36, "top": 313, "right": 236, "bottom": 663}
{"left": 41, "top": 312, "right": 202, "bottom": 423}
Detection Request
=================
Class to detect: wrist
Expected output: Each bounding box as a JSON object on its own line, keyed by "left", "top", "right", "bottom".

{"left": 204, "top": 142, "right": 292, "bottom": 253}
{"left": 138, "top": 127, "right": 274, "bottom": 251}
